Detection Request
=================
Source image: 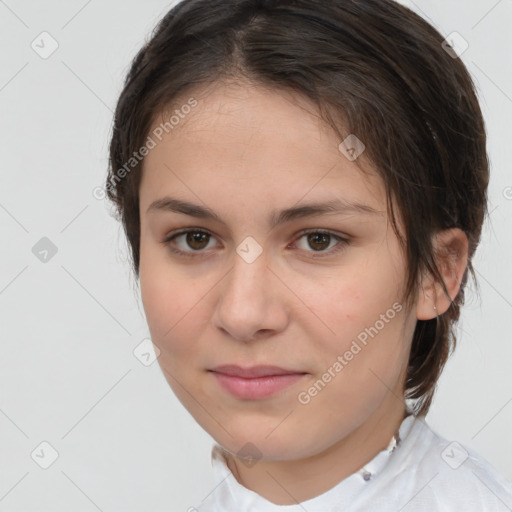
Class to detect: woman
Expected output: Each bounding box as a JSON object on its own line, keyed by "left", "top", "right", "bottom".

{"left": 105, "top": 0, "right": 512, "bottom": 509}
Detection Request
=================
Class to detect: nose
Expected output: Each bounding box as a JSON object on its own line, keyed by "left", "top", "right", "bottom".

{"left": 212, "top": 245, "right": 289, "bottom": 342}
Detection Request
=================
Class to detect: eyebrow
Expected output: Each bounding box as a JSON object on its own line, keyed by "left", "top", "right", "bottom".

{"left": 146, "top": 196, "right": 383, "bottom": 229}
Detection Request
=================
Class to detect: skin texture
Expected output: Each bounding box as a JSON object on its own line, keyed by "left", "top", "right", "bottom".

{"left": 137, "top": 80, "right": 468, "bottom": 505}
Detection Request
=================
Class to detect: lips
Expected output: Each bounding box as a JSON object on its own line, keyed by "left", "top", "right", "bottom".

{"left": 209, "top": 364, "right": 305, "bottom": 378}
{"left": 208, "top": 365, "right": 308, "bottom": 400}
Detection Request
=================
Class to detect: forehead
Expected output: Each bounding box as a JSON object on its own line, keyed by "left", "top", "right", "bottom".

{"left": 140, "top": 81, "right": 386, "bottom": 214}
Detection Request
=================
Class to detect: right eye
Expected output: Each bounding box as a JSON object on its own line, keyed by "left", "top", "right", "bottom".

{"left": 162, "top": 228, "right": 221, "bottom": 258}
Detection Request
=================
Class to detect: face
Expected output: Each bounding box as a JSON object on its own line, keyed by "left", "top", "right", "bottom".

{"left": 138, "top": 81, "right": 418, "bottom": 462}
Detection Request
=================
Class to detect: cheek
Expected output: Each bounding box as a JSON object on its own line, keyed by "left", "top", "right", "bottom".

{"left": 302, "top": 266, "right": 402, "bottom": 338}
{"left": 139, "top": 249, "right": 193, "bottom": 341}
{"left": 298, "top": 261, "right": 408, "bottom": 380}
{"left": 139, "top": 252, "right": 216, "bottom": 366}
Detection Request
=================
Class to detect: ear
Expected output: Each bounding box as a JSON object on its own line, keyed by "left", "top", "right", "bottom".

{"left": 416, "top": 228, "right": 469, "bottom": 320}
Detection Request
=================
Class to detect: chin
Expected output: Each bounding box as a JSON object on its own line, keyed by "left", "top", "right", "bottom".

{"left": 206, "top": 424, "right": 313, "bottom": 462}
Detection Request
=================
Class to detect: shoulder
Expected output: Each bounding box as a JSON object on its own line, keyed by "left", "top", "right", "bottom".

{"left": 387, "top": 415, "right": 512, "bottom": 511}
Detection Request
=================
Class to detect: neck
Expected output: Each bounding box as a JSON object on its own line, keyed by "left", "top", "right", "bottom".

{"left": 225, "top": 397, "right": 408, "bottom": 505}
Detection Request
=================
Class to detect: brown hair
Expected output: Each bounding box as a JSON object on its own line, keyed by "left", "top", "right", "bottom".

{"left": 106, "top": 0, "right": 489, "bottom": 416}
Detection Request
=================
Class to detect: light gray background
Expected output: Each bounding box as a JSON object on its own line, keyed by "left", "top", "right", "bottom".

{"left": 0, "top": 1, "right": 511, "bottom": 510}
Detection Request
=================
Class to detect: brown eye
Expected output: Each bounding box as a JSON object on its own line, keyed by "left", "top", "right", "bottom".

{"left": 185, "top": 231, "right": 210, "bottom": 250}
{"left": 293, "top": 230, "right": 350, "bottom": 257}
{"left": 307, "top": 232, "right": 331, "bottom": 251}
{"left": 163, "top": 229, "right": 219, "bottom": 257}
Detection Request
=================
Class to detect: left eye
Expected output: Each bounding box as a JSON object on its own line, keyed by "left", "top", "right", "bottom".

{"left": 292, "top": 230, "right": 349, "bottom": 255}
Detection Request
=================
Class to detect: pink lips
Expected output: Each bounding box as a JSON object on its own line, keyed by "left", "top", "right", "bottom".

{"left": 209, "top": 365, "right": 307, "bottom": 400}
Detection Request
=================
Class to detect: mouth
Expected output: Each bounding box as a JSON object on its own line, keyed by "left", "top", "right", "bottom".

{"left": 208, "top": 365, "right": 308, "bottom": 400}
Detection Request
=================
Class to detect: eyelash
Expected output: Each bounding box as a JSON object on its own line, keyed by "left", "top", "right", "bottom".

{"left": 161, "top": 228, "right": 350, "bottom": 259}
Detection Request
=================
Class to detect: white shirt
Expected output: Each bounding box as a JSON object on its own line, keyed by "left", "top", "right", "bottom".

{"left": 196, "top": 413, "right": 512, "bottom": 511}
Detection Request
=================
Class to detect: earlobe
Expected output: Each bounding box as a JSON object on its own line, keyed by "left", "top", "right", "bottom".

{"left": 416, "top": 228, "right": 469, "bottom": 321}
